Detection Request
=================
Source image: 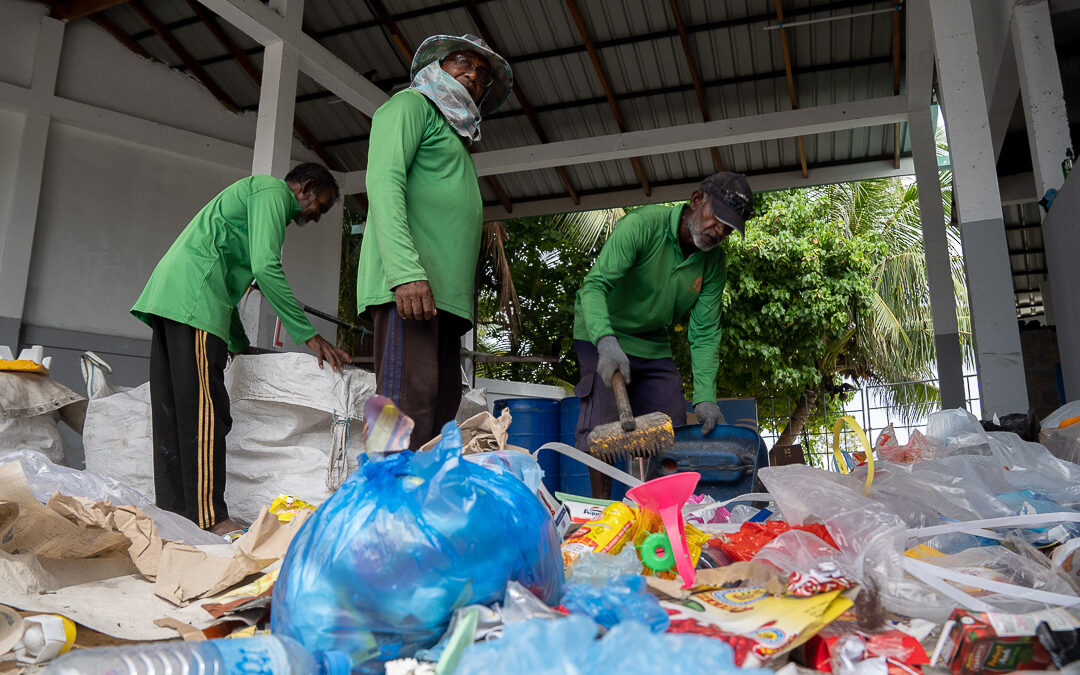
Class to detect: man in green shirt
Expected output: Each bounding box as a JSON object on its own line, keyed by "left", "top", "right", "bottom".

{"left": 132, "top": 163, "right": 350, "bottom": 535}
{"left": 573, "top": 172, "right": 754, "bottom": 498}
{"left": 357, "top": 34, "right": 512, "bottom": 448}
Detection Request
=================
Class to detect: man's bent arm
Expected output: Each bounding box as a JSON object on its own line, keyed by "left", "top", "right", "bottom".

{"left": 248, "top": 188, "right": 318, "bottom": 345}
{"left": 687, "top": 253, "right": 727, "bottom": 404}
{"left": 577, "top": 213, "right": 646, "bottom": 342}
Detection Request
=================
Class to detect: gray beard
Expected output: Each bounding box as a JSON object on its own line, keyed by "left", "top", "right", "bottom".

{"left": 688, "top": 212, "right": 717, "bottom": 251}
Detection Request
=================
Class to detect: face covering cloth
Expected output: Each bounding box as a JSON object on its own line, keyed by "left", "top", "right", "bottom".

{"left": 410, "top": 60, "right": 483, "bottom": 144}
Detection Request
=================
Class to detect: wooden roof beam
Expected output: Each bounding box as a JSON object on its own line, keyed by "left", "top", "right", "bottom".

{"left": 564, "top": 0, "right": 652, "bottom": 196}
{"left": 462, "top": 0, "right": 579, "bottom": 205}
{"left": 46, "top": 0, "right": 131, "bottom": 21}
{"left": 89, "top": 13, "right": 150, "bottom": 58}
{"left": 129, "top": 0, "right": 238, "bottom": 112}
{"left": 773, "top": 0, "right": 809, "bottom": 179}
{"left": 667, "top": 0, "right": 722, "bottom": 173}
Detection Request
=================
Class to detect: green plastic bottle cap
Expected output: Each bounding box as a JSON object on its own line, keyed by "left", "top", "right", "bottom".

{"left": 639, "top": 531, "right": 676, "bottom": 572}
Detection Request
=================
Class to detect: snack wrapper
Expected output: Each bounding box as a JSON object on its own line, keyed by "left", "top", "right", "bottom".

{"left": 787, "top": 562, "right": 852, "bottom": 597}
{"left": 269, "top": 495, "right": 317, "bottom": 523}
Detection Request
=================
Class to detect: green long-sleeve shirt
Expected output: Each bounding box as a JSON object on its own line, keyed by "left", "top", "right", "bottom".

{"left": 131, "top": 175, "right": 317, "bottom": 353}
{"left": 357, "top": 88, "right": 483, "bottom": 323}
{"left": 573, "top": 204, "right": 727, "bottom": 404}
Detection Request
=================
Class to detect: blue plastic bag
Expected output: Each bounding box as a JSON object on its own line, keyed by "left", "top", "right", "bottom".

{"left": 561, "top": 575, "right": 670, "bottom": 633}
{"left": 271, "top": 422, "right": 563, "bottom": 672}
{"left": 455, "top": 615, "right": 773, "bottom": 675}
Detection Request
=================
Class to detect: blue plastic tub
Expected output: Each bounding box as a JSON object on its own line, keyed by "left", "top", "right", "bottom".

{"left": 493, "top": 398, "right": 561, "bottom": 495}
{"left": 644, "top": 424, "right": 768, "bottom": 501}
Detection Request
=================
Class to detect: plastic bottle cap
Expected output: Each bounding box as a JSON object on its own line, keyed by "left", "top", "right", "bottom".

{"left": 321, "top": 649, "right": 352, "bottom": 675}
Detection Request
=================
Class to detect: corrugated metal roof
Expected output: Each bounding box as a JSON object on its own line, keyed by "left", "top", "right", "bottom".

{"left": 98, "top": 0, "right": 910, "bottom": 208}
{"left": 1004, "top": 201, "right": 1047, "bottom": 320}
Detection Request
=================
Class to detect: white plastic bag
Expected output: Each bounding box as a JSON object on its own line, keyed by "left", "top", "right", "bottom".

{"left": 81, "top": 352, "right": 376, "bottom": 524}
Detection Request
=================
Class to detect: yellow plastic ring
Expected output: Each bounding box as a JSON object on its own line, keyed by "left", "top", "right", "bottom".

{"left": 831, "top": 415, "right": 874, "bottom": 495}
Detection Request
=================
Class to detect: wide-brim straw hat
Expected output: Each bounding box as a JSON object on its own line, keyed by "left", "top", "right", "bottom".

{"left": 410, "top": 34, "right": 513, "bottom": 115}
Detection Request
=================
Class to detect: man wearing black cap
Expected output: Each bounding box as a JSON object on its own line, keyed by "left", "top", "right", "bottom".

{"left": 573, "top": 172, "right": 754, "bottom": 498}
{"left": 357, "top": 35, "right": 512, "bottom": 447}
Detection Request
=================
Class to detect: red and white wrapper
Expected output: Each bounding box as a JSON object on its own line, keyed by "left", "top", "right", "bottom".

{"left": 787, "top": 562, "right": 852, "bottom": 597}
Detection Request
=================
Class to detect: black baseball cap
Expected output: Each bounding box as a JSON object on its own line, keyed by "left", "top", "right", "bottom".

{"left": 699, "top": 172, "right": 754, "bottom": 236}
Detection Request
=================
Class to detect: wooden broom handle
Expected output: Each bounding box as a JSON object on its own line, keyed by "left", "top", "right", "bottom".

{"left": 611, "top": 370, "right": 636, "bottom": 432}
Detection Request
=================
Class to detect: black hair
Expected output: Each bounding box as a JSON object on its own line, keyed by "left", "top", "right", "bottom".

{"left": 285, "top": 163, "right": 340, "bottom": 202}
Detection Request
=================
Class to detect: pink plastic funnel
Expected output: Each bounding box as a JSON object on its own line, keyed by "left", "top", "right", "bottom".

{"left": 627, "top": 471, "right": 700, "bottom": 589}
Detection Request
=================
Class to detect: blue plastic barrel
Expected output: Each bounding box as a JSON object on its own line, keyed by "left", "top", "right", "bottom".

{"left": 559, "top": 396, "right": 631, "bottom": 501}
{"left": 493, "top": 398, "right": 561, "bottom": 495}
{"left": 558, "top": 397, "right": 591, "bottom": 497}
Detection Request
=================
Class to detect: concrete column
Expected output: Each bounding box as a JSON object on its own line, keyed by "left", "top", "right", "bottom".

{"left": 251, "top": 0, "right": 302, "bottom": 178}
{"left": 910, "top": 108, "right": 966, "bottom": 409}
{"left": 0, "top": 16, "right": 64, "bottom": 350}
{"left": 930, "top": 0, "right": 1029, "bottom": 416}
{"left": 248, "top": 0, "right": 303, "bottom": 347}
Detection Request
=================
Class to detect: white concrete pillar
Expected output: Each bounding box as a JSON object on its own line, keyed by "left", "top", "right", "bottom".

{"left": 1012, "top": 0, "right": 1079, "bottom": 399}
{"left": 248, "top": 0, "right": 303, "bottom": 347}
{"left": 910, "top": 108, "right": 966, "bottom": 410}
{"left": 930, "top": 0, "right": 1029, "bottom": 416}
{"left": 251, "top": 0, "right": 302, "bottom": 178}
{"left": 0, "top": 16, "right": 64, "bottom": 351}
{"left": 1012, "top": 0, "right": 1071, "bottom": 200}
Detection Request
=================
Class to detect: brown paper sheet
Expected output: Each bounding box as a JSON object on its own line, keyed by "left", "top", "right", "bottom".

{"left": 0, "top": 464, "right": 129, "bottom": 560}
{"left": 646, "top": 561, "right": 788, "bottom": 601}
{"left": 154, "top": 507, "right": 310, "bottom": 606}
{"left": 46, "top": 494, "right": 163, "bottom": 579}
{"left": 419, "top": 409, "right": 523, "bottom": 454}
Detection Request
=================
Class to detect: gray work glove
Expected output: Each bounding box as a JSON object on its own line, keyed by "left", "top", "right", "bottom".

{"left": 694, "top": 401, "right": 724, "bottom": 434}
{"left": 595, "top": 335, "right": 631, "bottom": 388}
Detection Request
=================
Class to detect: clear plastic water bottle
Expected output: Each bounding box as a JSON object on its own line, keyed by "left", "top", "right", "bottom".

{"left": 46, "top": 634, "right": 351, "bottom": 675}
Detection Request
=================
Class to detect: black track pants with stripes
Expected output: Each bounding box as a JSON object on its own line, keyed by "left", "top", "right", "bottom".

{"left": 148, "top": 315, "right": 231, "bottom": 529}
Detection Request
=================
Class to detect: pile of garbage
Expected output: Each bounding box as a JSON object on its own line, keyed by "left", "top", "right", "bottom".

{"left": 6, "top": 394, "right": 1080, "bottom": 674}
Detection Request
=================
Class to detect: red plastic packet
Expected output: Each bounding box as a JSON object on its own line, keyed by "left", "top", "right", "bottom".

{"left": 717, "top": 521, "right": 839, "bottom": 562}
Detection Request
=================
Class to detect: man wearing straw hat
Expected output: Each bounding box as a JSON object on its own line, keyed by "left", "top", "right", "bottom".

{"left": 357, "top": 34, "right": 512, "bottom": 448}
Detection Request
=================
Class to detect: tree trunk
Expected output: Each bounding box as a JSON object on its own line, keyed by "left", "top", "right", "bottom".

{"left": 775, "top": 390, "right": 820, "bottom": 449}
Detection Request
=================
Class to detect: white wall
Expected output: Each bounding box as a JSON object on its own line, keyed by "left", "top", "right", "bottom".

{"left": 0, "top": 0, "right": 42, "bottom": 88}
{"left": 0, "top": 0, "right": 344, "bottom": 389}
{"left": 25, "top": 123, "right": 246, "bottom": 339}
{"left": 0, "top": 109, "right": 23, "bottom": 244}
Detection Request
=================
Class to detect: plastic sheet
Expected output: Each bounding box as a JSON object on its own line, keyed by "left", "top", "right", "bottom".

{"left": 566, "top": 548, "right": 642, "bottom": 585}
{"left": 463, "top": 450, "right": 543, "bottom": 493}
{"left": 914, "top": 545, "right": 1080, "bottom": 614}
{"left": 454, "top": 614, "right": 772, "bottom": 675}
{"left": 561, "top": 575, "right": 669, "bottom": 633}
{"left": 0, "top": 449, "right": 219, "bottom": 545}
{"left": 757, "top": 464, "right": 918, "bottom": 619}
{"left": 270, "top": 422, "right": 563, "bottom": 672}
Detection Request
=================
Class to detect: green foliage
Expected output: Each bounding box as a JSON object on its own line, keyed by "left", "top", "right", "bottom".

{"left": 336, "top": 206, "right": 365, "bottom": 350}
{"left": 474, "top": 216, "right": 599, "bottom": 388}
{"left": 702, "top": 190, "right": 879, "bottom": 402}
